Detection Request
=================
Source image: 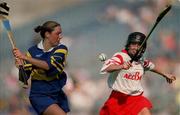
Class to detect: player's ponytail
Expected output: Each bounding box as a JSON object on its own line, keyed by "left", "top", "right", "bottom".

{"left": 34, "top": 25, "right": 42, "bottom": 33}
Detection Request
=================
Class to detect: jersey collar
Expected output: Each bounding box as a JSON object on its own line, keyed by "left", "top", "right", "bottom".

{"left": 37, "top": 40, "right": 54, "bottom": 52}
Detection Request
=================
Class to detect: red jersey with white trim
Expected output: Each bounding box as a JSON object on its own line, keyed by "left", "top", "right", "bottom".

{"left": 100, "top": 50, "right": 155, "bottom": 96}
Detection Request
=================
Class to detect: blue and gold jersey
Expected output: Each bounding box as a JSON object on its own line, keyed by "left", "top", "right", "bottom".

{"left": 24, "top": 42, "right": 68, "bottom": 93}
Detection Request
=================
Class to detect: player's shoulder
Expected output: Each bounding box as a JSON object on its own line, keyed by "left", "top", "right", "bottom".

{"left": 141, "top": 58, "right": 154, "bottom": 65}
{"left": 55, "top": 43, "right": 68, "bottom": 51}
{"left": 53, "top": 43, "right": 68, "bottom": 54}
{"left": 113, "top": 52, "right": 125, "bottom": 56}
{"left": 28, "top": 45, "right": 38, "bottom": 52}
{"left": 140, "top": 58, "right": 155, "bottom": 70}
{"left": 113, "top": 50, "right": 129, "bottom": 59}
{"left": 27, "top": 45, "right": 42, "bottom": 56}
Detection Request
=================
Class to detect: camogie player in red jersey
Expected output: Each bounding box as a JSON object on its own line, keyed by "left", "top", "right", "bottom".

{"left": 99, "top": 32, "right": 176, "bottom": 115}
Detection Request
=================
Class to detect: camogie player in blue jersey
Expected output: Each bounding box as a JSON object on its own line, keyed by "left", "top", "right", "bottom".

{"left": 13, "top": 21, "right": 70, "bottom": 115}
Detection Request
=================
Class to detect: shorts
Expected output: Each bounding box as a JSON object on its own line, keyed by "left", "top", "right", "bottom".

{"left": 29, "top": 90, "right": 70, "bottom": 115}
{"left": 100, "top": 90, "right": 152, "bottom": 115}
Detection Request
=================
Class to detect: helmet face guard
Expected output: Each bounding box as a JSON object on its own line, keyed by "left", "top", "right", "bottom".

{"left": 125, "top": 32, "right": 146, "bottom": 60}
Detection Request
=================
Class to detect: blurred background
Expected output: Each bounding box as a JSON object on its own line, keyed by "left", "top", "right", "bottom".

{"left": 0, "top": 0, "right": 179, "bottom": 115}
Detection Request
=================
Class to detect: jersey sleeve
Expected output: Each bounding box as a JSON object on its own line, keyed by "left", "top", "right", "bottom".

{"left": 46, "top": 45, "right": 68, "bottom": 76}
{"left": 23, "top": 51, "right": 32, "bottom": 78}
{"left": 143, "top": 59, "right": 155, "bottom": 71}
{"left": 100, "top": 52, "right": 123, "bottom": 74}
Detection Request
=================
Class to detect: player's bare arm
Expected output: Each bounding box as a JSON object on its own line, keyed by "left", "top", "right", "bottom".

{"left": 150, "top": 67, "right": 176, "bottom": 84}
{"left": 13, "top": 48, "right": 49, "bottom": 70}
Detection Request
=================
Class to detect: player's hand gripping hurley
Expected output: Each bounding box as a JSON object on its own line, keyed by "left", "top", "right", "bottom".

{"left": 0, "top": 2, "right": 28, "bottom": 88}
{"left": 131, "top": 5, "right": 172, "bottom": 62}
